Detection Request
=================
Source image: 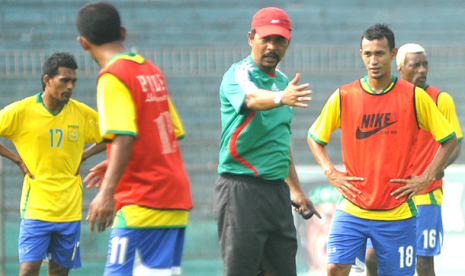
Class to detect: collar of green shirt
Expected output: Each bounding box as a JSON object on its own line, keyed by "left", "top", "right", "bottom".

{"left": 246, "top": 55, "right": 286, "bottom": 82}
{"left": 361, "top": 75, "right": 397, "bottom": 95}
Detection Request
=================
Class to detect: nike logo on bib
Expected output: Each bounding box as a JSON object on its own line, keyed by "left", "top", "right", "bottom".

{"left": 356, "top": 121, "right": 398, "bottom": 139}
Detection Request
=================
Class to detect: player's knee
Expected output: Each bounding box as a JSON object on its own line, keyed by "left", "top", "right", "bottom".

{"left": 416, "top": 256, "right": 435, "bottom": 276}
{"left": 19, "top": 262, "right": 41, "bottom": 276}
{"left": 327, "top": 263, "right": 351, "bottom": 276}
{"left": 48, "top": 261, "right": 70, "bottom": 276}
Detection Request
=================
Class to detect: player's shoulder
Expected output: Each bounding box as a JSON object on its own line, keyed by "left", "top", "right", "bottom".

{"left": 339, "top": 79, "right": 361, "bottom": 95}
{"left": 434, "top": 87, "right": 452, "bottom": 98}
{"left": 228, "top": 57, "right": 253, "bottom": 74}
{"left": 100, "top": 53, "right": 147, "bottom": 77}
{"left": 67, "top": 98, "right": 85, "bottom": 107}
{"left": 437, "top": 91, "right": 454, "bottom": 105}
{"left": 343, "top": 78, "right": 362, "bottom": 87}
{"left": 19, "top": 94, "right": 38, "bottom": 106}
{"left": 413, "top": 86, "right": 434, "bottom": 103}
{"left": 275, "top": 69, "right": 289, "bottom": 83}
{"left": 2, "top": 94, "right": 37, "bottom": 113}
{"left": 423, "top": 84, "right": 442, "bottom": 93}
{"left": 222, "top": 57, "right": 254, "bottom": 85}
{"left": 67, "top": 99, "right": 97, "bottom": 115}
{"left": 395, "top": 78, "right": 417, "bottom": 91}
{"left": 107, "top": 53, "right": 146, "bottom": 67}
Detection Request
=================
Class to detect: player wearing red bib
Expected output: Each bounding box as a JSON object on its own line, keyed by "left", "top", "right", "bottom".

{"left": 76, "top": 2, "right": 192, "bottom": 275}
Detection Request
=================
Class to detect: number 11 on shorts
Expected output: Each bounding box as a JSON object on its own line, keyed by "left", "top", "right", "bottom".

{"left": 398, "top": 245, "right": 414, "bottom": 268}
{"left": 109, "top": 236, "right": 129, "bottom": 265}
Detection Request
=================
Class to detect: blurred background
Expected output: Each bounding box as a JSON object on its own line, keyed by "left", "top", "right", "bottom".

{"left": 1, "top": 0, "right": 464, "bottom": 275}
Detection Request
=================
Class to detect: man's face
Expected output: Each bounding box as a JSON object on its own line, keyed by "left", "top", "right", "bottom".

{"left": 360, "top": 37, "right": 397, "bottom": 80}
{"left": 248, "top": 32, "right": 289, "bottom": 73}
{"left": 45, "top": 67, "right": 77, "bottom": 103}
{"left": 399, "top": 52, "right": 428, "bottom": 87}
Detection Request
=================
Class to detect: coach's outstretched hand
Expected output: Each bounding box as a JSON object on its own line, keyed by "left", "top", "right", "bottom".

{"left": 242, "top": 73, "right": 312, "bottom": 110}
{"left": 281, "top": 73, "right": 312, "bottom": 108}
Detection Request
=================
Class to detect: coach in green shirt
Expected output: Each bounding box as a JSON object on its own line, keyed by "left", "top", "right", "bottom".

{"left": 214, "top": 7, "right": 321, "bottom": 276}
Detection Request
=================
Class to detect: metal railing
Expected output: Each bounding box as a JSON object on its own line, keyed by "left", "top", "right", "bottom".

{"left": 2, "top": 46, "right": 465, "bottom": 79}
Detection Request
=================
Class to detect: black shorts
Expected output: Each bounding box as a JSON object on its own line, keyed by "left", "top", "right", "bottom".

{"left": 214, "top": 173, "right": 297, "bottom": 276}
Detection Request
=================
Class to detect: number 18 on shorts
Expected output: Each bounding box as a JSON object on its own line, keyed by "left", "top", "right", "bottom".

{"left": 328, "top": 210, "right": 417, "bottom": 276}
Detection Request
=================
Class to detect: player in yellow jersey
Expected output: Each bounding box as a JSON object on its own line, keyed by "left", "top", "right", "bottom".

{"left": 363, "top": 44, "right": 463, "bottom": 276}
{"left": 0, "top": 53, "right": 105, "bottom": 276}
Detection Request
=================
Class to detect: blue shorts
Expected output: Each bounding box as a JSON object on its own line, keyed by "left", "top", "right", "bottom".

{"left": 18, "top": 219, "right": 81, "bottom": 269}
{"left": 364, "top": 205, "right": 443, "bottom": 257}
{"left": 104, "top": 227, "right": 185, "bottom": 276}
{"left": 351, "top": 238, "right": 372, "bottom": 272}
{"left": 416, "top": 204, "right": 443, "bottom": 257}
{"left": 328, "top": 210, "right": 416, "bottom": 276}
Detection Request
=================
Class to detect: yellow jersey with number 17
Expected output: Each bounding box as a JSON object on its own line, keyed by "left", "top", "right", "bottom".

{"left": 0, "top": 93, "right": 102, "bottom": 222}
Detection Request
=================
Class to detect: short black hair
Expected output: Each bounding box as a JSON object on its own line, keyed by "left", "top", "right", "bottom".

{"left": 76, "top": 1, "right": 122, "bottom": 46}
{"left": 361, "top": 23, "right": 395, "bottom": 51}
{"left": 41, "top": 52, "right": 78, "bottom": 91}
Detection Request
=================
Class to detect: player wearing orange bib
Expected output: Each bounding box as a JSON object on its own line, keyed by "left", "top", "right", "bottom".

{"left": 339, "top": 77, "right": 421, "bottom": 211}
{"left": 76, "top": 2, "right": 192, "bottom": 275}
{"left": 307, "top": 24, "right": 457, "bottom": 276}
{"left": 363, "top": 44, "right": 463, "bottom": 276}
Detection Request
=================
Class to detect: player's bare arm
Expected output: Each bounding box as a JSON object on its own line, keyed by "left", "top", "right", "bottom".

{"left": 434, "top": 140, "right": 461, "bottom": 180}
{"left": 0, "top": 143, "right": 34, "bottom": 179}
{"left": 87, "top": 135, "right": 134, "bottom": 233}
{"left": 307, "top": 135, "right": 363, "bottom": 198}
{"left": 75, "top": 142, "right": 107, "bottom": 176}
{"left": 81, "top": 142, "right": 107, "bottom": 163}
{"left": 286, "top": 148, "right": 321, "bottom": 219}
{"left": 391, "top": 135, "right": 458, "bottom": 199}
{"left": 243, "top": 73, "right": 312, "bottom": 110}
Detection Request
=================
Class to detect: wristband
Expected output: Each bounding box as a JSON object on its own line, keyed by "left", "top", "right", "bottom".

{"left": 273, "top": 91, "right": 283, "bottom": 106}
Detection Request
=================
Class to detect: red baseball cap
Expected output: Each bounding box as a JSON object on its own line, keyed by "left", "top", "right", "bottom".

{"left": 251, "top": 7, "right": 292, "bottom": 40}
